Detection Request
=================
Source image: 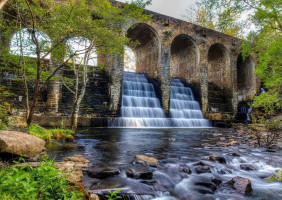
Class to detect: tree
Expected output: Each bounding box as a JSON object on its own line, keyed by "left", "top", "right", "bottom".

{"left": 192, "top": 0, "right": 281, "bottom": 115}
{"left": 184, "top": 0, "right": 246, "bottom": 38}
{"left": 0, "top": 0, "right": 151, "bottom": 126}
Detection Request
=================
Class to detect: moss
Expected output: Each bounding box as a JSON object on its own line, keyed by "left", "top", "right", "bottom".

{"left": 27, "top": 124, "right": 75, "bottom": 141}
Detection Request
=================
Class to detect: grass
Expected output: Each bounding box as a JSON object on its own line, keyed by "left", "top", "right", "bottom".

{"left": 0, "top": 159, "right": 83, "bottom": 200}
{"left": 27, "top": 123, "right": 75, "bottom": 141}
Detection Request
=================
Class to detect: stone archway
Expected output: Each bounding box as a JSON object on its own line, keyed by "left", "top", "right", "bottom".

{"left": 207, "top": 43, "right": 232, "bottom": 113}
{"left": 236, "top": 53, "right": 256, "bottom": 99}
{"left": 170, "top": 34, "right": 200, "bottom": 84}
{"left": 126, "top": 23, "right": 161, "bottom": 80}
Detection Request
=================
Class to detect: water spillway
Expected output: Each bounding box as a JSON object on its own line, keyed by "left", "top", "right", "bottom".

{"left": 170, "top": 79, "right": 211, "bottom": 127}
{"left": 109, "top": 72, "right": 171, "bottom": 127}
{"left": 109, "top": 72, "right": 210, "bottom": 128}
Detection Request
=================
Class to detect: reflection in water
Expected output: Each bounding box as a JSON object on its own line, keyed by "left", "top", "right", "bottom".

{"left": 47, "top": 128, "right": 282, "bottom": 200}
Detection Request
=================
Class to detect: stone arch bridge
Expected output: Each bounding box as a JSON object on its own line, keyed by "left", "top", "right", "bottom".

{"left": 0, "top": 2, "right": 259, "bottom": 123}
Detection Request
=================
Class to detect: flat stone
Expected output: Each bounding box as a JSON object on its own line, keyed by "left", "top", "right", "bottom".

{"left": 64, "top": 155, "right": 90, "bottom": 170}
{"left": 228, "top": 176, "right": 253, "bottom": 196}
{"left": 135, "top": 155, "right": 159, "bottom": 167}
{"left": 87, "top": 167, "right": 120, "bottom": 178}
{"left": 0, "top": 131, "right": 45, "bottom": 158}
{"left": 240, "top": 164, "right": 257, "bottom": 171}
{"left": 126, "top": 166, "right": 153, "bottom": 179}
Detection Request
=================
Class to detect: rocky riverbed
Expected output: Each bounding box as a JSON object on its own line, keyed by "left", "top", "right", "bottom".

{"left": 46, "top": 128, "right": 282, "bottom": 200}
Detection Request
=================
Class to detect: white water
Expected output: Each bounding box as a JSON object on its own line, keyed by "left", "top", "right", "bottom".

{"left": 170, "top": 79, "right": 211, "bottom": 127}
{"left": 109, "top": 73, "right": 210, "bottom": 128}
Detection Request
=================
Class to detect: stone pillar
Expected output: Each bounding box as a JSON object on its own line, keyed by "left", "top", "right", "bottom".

{"left": 109, "top": 55, "right": 123, "bottom": 113}
{"left": 160, "top": 45, "right": 171, "bottom": 113}
{"left": 200, "top": 66, "right": 208, "bottom": 115}
{"left": 199, "top": 48, "right": 209, "bottom": 115}
{"left": 46, "top": 80, "right": 61, "bottom": 114}
{"left": 230, "top": 53, "right": 238, "bottom": 116}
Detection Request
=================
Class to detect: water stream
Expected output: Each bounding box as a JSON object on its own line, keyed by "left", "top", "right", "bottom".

{"left": 47, "top": 128, "right": 282, "bottom": 200}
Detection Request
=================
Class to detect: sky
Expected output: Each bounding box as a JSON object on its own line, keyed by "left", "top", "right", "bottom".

{"left": 117, "top": 0, "right": 197, "bottom": 21}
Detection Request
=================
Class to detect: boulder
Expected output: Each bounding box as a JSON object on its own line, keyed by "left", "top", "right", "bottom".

{"left": 87, "top": 167, "right": 120, "bottom": 178}
{"left": 69, "top": 170, "right": 83, "bottom": 183}
{"left": 126, "top": 166, "right": 153, "bottom": 179}
{"left": 208, "top": 154, "right": 227, "bottom": 164}
{"left": 90, "top": 194, "right": 100, "bottom": 200}
{"left": 228, "top": 176, "right": 252, "bottom": 196}
{"left": 240, "top": 164, "right": 257, "bottom": 171}
{"left": 135, "top": 155, "right": 159, "bottom": 167}
{"left": 0, "top": 131, "right": 45, "bottom": 158}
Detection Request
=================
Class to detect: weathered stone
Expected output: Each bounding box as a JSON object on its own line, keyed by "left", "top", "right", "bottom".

{"left": 90, "top": 194, "right": 100, "bottom": 200}
{"left": 87, "top": 167, "right": 120, "bottom": 178}
{"left": 240, "top": 164, "right": 257, "bottom": 171}
{"left": 126, "top": 166, "right": 153, "bottom": 179}
{"left": 64, "top": 154, "right": 90, "bottom": 169}
{"left": 135, "top": 155, "right": 159, "bottom": 167}
{"left": 0, "top": 131, "right": 45, "bottom": 158}
{"left": 228, "top": 176, "right": 253, "bottom": 196}
{"left": 69, "top": 170, "right": 83, "bottom": 183}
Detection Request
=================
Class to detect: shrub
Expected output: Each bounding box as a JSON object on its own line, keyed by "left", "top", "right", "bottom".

{"left": 27, "top": 123, "right": 74, "bottom": 141}
{"left": 0, "top": 159, "right": 83, "bottom": 200}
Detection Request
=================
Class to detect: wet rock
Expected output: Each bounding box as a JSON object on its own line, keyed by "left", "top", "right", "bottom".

{"left": 135, "top": 155, "right": 159, "bottom": 167}
{"left": 240, "top": 164, "right": 257, "bottom": 171}
{"left": 228, "top": 152, "right": 241, "bottom": 157}
{"left": 220, "top": 168, "right": 233, "bottom": 174}
{"left": 87, "top": 167, "right": 120, "bottom": 178}
{"left": 195, "top": 182, "right": 217, "bottom": 194}
{"left": 126, "top": 166, "right": 153, "bottom": 179}
{"left": 215, "top": 142, "right": 226, "bottom": 147}
{"left": 208, "top": 154, "right": 226, "bottom": 164}
{"left": 228, "top": 176, "right": 253, "bottom": 196}
{"left": 194, "top": 165, "right": 211, "bottom": 174}
{"left": 179, "top": 165, "right": 192, "bottom": 174}
{"left": 201, "top": 143, "right": 214, "bottom": 147}
{"left": 0, "top": 130, "right": 45, "bottom": 158}
{"left": 212, "top": 178, "right": 222, "bottom": 185}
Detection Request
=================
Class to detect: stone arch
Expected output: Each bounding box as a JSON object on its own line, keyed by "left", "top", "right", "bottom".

{"left": 65, "top": 37, "right": 97, "bottom": 66}
{"left": 236, "top": 53, "right": 256, "bottom": 98}
{"left": 126, "top": 23, "right": 161, "bottom": 80}
{"left": 10, "top": 28, "right": 51, "bottom": 59}
{"left": 207, "top": 43, "right": 230, "bottom": 88}
{"left": 207, "top": 43, "right": 233, "bottom": 113}
{"left": 170, "top": 34, "right": 200, "bottom": 84}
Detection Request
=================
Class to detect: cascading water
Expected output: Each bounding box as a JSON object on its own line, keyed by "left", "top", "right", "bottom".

{"left": 169, "top": 79, "right": 210, "bottom": 127}
{"left": 109, "top": 73, "right": 210, "bottom": 128}
{"left": 109, "top": 72, "right": 171, "bottom": 127}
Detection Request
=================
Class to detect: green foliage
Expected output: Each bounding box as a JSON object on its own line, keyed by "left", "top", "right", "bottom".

{"left": 0, "top": 86, "right": 13, "bottom": 130}
{"left": 27, "top": 123, "right": 74, "bottom": 141}
{"left": 194, "top": 0, "right": 282, "bottom": 115}
{"left": 0, "top": 159, "right": 83, "bottom": 200}
{"left": 268, "top": 169, "right": 282, "bottom": 182}
{"left": 105, "top": 190, "right": 122, "bottom": 200}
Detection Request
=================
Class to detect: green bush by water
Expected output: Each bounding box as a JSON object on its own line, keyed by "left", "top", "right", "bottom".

{"left": 27, "top": 123, "right": 74, "bottom": 141}
{"left": 0, "top": 159, "right": 83, "bottom": 200}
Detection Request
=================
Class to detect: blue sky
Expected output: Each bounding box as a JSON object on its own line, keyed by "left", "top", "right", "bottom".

{"left": 117, "top": 0, "right": 197, "bottom": 20}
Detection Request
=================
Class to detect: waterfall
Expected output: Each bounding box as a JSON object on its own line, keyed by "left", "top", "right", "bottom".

{"left": 169, "top": 79, "right": 211, "bottom": 127}
{"left": 109, "top": 72, "right": 171, "bottom": 127}
{"left": 108, "top": 73, "right": 210, "bottom": 128}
